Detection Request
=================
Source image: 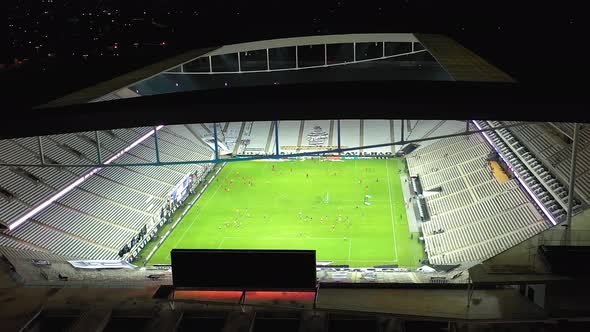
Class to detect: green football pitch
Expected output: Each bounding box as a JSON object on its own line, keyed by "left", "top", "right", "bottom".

{"left": 147, "top": 159, "right": 424, "bottom": 268}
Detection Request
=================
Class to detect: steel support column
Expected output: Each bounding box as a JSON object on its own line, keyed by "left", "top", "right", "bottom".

{"left": 95, "top": 131, "right": 102, "bottom": 164}
{"left": 153, "top": 127, "right": 161, "bottom": 163}
{"left": 37, "top": 136, "right": 45, "bottom": 165}
{"left": 213, "top": 123, "right": 219, "bottom": 160}
{"left": 466, "top": 276, "right": 474, "bottom": 308}
{"left": 566, "top": 123, "right": 580, "bottom": 228}
{"left": 337, "top": 119, "right": 341, "bottom": 151}
{"left": 274, "top": 120, "right": 280, "bottom": 157}
{"left": 401, "top": 120, "right": 405, "bottom": 143}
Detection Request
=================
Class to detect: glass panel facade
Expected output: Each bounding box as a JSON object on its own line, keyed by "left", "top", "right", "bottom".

{"left": 326, "top": 43, "right": 354, "bottom": 65}
{"left": 269, "top": 46, "right": 296, "bottom": 70}
{"left": 130, "top": 51, "right": 451, "bottom": 97}
{"left": 297, "top": 44, "right": 326, "bottom": 68}
{"left": 211, "top": 53, "right": 239, "bottom": 72}
{"left": 355, "top": 42, "right": 384, "bottom": 61}
{"left": 385, "top": 42, "right": 412, "bottom": 56}
{"left": 183, "top": 57, "right": 210, "bottom": 72}
{"left": 240, "top": 49, "right": 268, "bottom": 71}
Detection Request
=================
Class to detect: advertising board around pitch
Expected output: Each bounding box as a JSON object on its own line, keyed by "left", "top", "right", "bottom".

{"left": 171, "top": 249, "right": 317, "bottom": 291}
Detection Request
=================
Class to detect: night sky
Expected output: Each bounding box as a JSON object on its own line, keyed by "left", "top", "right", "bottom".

{"left": 3, "top": 0, "right": 589, "bottom": 110}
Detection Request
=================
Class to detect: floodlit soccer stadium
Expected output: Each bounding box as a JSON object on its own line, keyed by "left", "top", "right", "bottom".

{"left": 2, "top": 33, "right": 590, "bottom": 328}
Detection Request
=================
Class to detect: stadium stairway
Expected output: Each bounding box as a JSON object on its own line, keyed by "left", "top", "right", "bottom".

{"left": 503, "top": 121, "right": 590, "bottom": 206}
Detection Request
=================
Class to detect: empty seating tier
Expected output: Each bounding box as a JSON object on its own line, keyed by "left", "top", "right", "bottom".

{"left": 480, "top": 120, "right": 582, "bottom": 222}
{"left": 407, "top": 128, "right": 552, "bottom": 265}
{"left": 0, "top": 125, "right": 215, "bottom": 260}
{"left": 504, "top": 121, "right": 590, "bottom": 206}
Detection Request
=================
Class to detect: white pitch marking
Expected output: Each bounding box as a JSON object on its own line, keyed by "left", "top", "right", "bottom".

{"left": 217, "top": 237, "right": 226, "bottom": 249}
{"left": 385, "top": 159, "right": 399, "bottom": 262}
{"left": 348, "top": 239, "right": 352, "bottom": 264}
{"left": 173, "top": 181, "right": 223, "bottom": 248}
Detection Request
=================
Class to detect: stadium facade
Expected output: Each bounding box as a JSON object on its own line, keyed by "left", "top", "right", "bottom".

{"left": 2, "top": 34, "right": 590, "bottom": 328}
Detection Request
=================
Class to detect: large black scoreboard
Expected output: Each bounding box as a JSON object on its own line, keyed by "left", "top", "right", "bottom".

{"left": 171, "top": 249, "right": 317, "bottom": 291}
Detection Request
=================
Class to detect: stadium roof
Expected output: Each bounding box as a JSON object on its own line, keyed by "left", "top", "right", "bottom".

{"left": 40, "top": 47, "right": 218, "bottom": 109}
{"left": 40, "top": 33, "right": 513, "bottom": 109}
{"left": 2, "top": 33, "right": 586, "bottom": 139}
